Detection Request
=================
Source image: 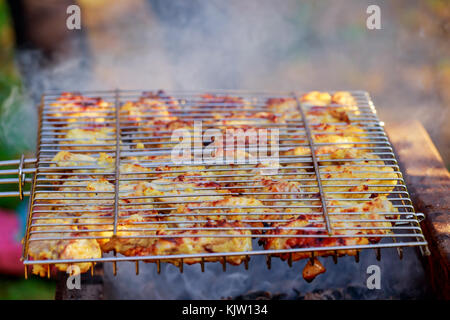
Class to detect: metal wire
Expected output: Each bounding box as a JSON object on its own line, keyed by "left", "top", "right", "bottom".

{"left": 293, "top": 93, "right": 332, "bottom": 233}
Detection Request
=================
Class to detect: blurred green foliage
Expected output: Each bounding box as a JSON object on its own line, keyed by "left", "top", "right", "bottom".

{"left": 0, "top": 0, "right": 33, "bottom": 209}
{"left": 0, "top": 276, "right": 55, "bottom": 300}
{"left": 0, "top": 0, "right": 19, "bottom": 154}
{"left": 0, "top": 0, "right": 21, "bottom": 96}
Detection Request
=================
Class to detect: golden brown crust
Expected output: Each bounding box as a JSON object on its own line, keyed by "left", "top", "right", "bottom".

{"left": 303, "top": 258, "right": 326, "bottom": 282}
{"left": 149, "top": 220, "right": 252, "bottom": 266}
{"left": 28, "top": 213, "right": 102, "bottom": 276}
{"left": 260, "top": 196, "right": 397, "bottom": 261}
{"left": 48, "top": 92, "right": 112, "bottom": 127}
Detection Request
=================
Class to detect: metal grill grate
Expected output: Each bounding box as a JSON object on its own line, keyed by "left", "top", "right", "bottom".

{"left": 0, "top": 89, "right": 429, "bottom": 277}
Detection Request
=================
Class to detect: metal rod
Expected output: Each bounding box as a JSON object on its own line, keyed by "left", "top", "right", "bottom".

{"left": 294, "top": 93, "right": 333, "bottom": 234}
{"left": 113, "top": 89, "right": 121, "bottom": 234}
{"left": 179, "top": 259, "right": 184, "bottom": 273}
{"left": 222, "top": 256, "right": 226, "bottom": 272}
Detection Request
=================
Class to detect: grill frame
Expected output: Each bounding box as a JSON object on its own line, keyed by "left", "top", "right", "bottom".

{"left": 0, "top": 89, "right": 429, "bottom": 275}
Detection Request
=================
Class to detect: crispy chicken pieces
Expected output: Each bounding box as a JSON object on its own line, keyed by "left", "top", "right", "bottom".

{"left": 28, "top": 213, "right": 102, "bottom": 277}
{"left": 146, "top": 220, "right": 252, "bottom": 266}
{"left": 260, "top": 196, "right": 397, "bottom": 260}
{"left": 29, "top": 91, "right": 399, "bottom": 280}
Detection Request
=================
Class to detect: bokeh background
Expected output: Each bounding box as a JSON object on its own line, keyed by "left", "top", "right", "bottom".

{"left": 0, "top": 0, "right": 448, "bottom": 299}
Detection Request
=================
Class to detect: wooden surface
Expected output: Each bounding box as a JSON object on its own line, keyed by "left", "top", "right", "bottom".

{"left": 386, "top": 120, "right": 450, "bottom": 300}
{"left": 54, "top": 121, "right": 449, "bottom": 300}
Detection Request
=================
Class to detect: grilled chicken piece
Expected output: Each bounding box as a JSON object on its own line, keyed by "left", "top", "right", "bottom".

{"left": 144, "top": 119, "right": 194, "bottom": 141}
{"left": 119, "top": 161, "right": 155, "bottom": 180}
{"left": 260, "top": 201, "right": 320, "bottom": 222}
{"left": 131, "top": 119, "right": 194, "bottom": 149}
{"left": 149, "top": 149, "right": 283, "bottom": 193}
{"left": 34, "top": 179, "right": 115, "bottom": 211}
{"left": 86, "top": 188, "right": 159, "bottom": 252}
{"left": 300, "top": 91, "right": 360, "bottom": 123}
{"left": 138, "top": 149, "right": 257, "bottom": 181}
{"left": 281, "top": 123, "right": 366, "bottom": 156}
{"left": 313, "top": 149, "right": 398, "bottom": 198}
{"left": 79, "top": 213, "right": 162, "bottom": 254}
{"left": 35, "top": 178, "right": 161, "bottom": 255}
{"left": 282, "top": 145, "right": 397, "bottom": 200}
{"left": 210, "top": 110, "right": 284, "bottom": 129}
{"left": 319, "top": 148, "right": 379, "bottom": 163}
{"left": 48, "top": 92, "right": 112, "bottom": 127}
{"left": 49, "top": 151, "right": 115, "bottom": 182}
{"left": 266, "top": 97, "right": 301, "bottom": 120}
{"left": 311, "top": 123, "right": 365, "bottom": 142}
{"left": 170, "top": 196, "right": 267, "bottom": 232}
{"left": 198, "top": 93, "right": 249, "bottom": 109}
{"left": 44, "top": 178, "right": 158, "bottom": 215}
{"left": 256, "top": 178, "right": 307, "bottom": 201}
{"left": 300, "top": 91, "right": 332, "bottom": 106}
{"left": 51, "top": 151, "right": 114, "bottom": 168}
{"left": 59, "top": 127, "right": 116, "bottom": 151}
{"left": 120, "top": 92, "right": 179, "bottom": 125}
{"left": 251, "top": 178, "right": 319, "bottom": 220}
{"left": 315, "top": 164, "right": 398, "bottom": 198}
{"left": 331, "top": 91, "right": 357, "bottom": 107}
{"left": 267, "top": 93, "right": 357, "bottom": 124}
{"left": 41, "top": 178, "right": 156, "bottom": 215}
{"left": 50, "top": 150, "right": 161, "bottom": 182}
{"left": 151, "top": 160, "right": 210, "bottom": 179}
{"left": 261, "top": 196, "right": 397, "bottom": 267}
{"left": 27, "top": 213, "right": 102, "bottom": 277}
{"left": 120, "top": 92, "right": 183, "bottom": 148}
{"left": 149, "top": 220, "right": 252, "bottom": 266}
{"left": 145, "top": 178, "right": 230, "bottom": 208}
{"left": 306, "top": 106, "right": 350, "bottom": 124}
{"left": 303, "top": 258, "right": 326, "bottom": 282}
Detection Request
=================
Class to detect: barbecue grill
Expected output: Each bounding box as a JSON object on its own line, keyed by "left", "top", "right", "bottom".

{"left": 0, "top": 89, "right": 430, "bottom": 282}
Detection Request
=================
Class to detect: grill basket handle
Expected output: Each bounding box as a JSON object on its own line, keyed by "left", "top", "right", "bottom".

{"left": 0, "top": 155, "right": 36, "bottom": 199}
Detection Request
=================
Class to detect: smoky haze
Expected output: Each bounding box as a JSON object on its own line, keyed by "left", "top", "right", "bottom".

{"left": 102, "top": 242, "right": 432, "bottom": 299}
{"left": 4, "top": 0, "right": 448, "bottom": 161}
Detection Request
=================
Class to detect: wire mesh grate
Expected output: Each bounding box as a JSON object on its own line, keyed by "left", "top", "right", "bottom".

{"left": 13, "top": 89, "right": 428, "bottom": 277}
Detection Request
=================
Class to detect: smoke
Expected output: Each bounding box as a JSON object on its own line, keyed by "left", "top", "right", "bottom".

{"left": 73, "top": 0, "right": 305, "bottom": 90}
{"left": 102, "top": 242, "right": 432, "bottom": 299}
{"left": 9, "top": 0, "right": 449, "bottom": 161}
{"left": 0, "top": 86, "right": 36, "bottom": 157}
